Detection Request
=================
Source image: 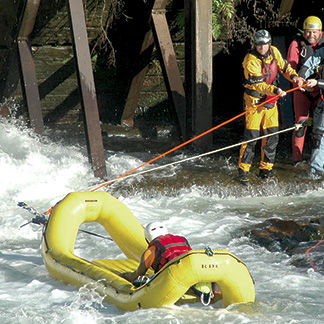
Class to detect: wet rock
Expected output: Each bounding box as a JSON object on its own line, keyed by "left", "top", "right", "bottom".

{"left": 246, "top": 217, "right": 324, "bottom": 273}
{"left": 109, "top": 158, "right": 324, "bottom": 199}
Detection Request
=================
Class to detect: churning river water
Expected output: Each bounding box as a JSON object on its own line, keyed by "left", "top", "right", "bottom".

{"left": 0, "top": 118, "right": 323, "bottom": 324}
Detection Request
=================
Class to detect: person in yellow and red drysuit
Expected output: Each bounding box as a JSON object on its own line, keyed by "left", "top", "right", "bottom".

{"left": 238, "top": 29, "right": 304, "bottom": 185}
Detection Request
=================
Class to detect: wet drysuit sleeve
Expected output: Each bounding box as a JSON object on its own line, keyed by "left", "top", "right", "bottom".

{"left": 299, "top": 47, "right": 324, "bottom": 79}
{"left": 287, "top": 40, "right": 300, "bottom": 70}
{"left": 272, "top": 46, "right": 299, "bottom": 82}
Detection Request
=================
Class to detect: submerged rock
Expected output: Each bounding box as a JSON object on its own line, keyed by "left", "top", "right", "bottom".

{"left": 246, "top": 217, "right": 324, "bottom": 273}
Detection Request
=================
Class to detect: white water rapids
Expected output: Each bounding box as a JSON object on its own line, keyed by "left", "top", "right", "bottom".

{"left": 0, "top": 118, "right": 323, "bottom": 323}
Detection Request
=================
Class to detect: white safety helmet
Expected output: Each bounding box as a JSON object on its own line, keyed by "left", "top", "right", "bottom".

{"left": 144, "top": 221, "right": 168, "bottom": 242}
{"left": 254, "top": 29, "right": 272, "bottom": 45}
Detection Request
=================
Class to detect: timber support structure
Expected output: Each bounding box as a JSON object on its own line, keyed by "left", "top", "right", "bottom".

{"left": 184, "top": 0, "right": 213, "bottom": 149}
{"left": 17, "top": 0, "right": 44, "bottom": 134}
{"left": 15, "top": 0, "right": 107, "bottom": 178}
{"left": 121, "top": 0, "right": 187, "bottom": 140}
{"left": 67, "top": 0, "right": 107, "bottom": 179}
{"left": 122, "top": 0, "right": 213, "bottom": 148}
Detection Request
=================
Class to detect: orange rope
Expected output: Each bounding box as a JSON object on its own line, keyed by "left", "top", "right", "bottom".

{"left": 305, "top": 239, "right": 324, "bottom": 255}
{"left": 304, "top": 239, "right": 324, "bottom": 271}
{"left": 43, "top": 82, "right": 309, "bottom": 214}
{"left": 90, "top": 83, "right": 309, "bottom": 191}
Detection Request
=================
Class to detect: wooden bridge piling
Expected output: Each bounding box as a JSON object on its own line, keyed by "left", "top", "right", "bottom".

{"left": 17, "top": 0, "right": 44, "bottom": 134}
{"left": 67, "top": 0, "right": 107, "bottom": 179}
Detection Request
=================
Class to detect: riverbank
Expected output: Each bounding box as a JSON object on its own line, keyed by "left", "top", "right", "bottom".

{"left": 43, "top": 116, "right": 320, "bottom": 198}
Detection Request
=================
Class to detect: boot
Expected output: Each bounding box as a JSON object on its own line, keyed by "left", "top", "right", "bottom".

{"left": 259, "top": 169, "right": 274, "bottom": 179}
{"left": 238, "top": 168, "right": 250, "bottom": 185}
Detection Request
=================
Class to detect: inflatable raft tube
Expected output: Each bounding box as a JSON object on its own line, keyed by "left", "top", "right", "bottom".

{"left": 42, "top": 192, "right": 255, "bottom": 310}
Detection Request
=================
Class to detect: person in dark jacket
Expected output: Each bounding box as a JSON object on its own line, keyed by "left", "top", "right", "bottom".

{"left": 287, "top": 16, "right": 323, "bottom": 165}
{"left": 298, "top": 46, "right": 324, "bottom": 179}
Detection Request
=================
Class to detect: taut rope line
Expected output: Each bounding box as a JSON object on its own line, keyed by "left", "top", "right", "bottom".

{"left": 90, "top": 83, "right": 309, "bottom": 192}
{"left": 88, "top": 124, "right": 299, "bottom": 188}
{"left": 40, "top": 83, "right": 308, "bottom": 215}
{"left": 304, "top": 239, "right": 324, "bottom": 270}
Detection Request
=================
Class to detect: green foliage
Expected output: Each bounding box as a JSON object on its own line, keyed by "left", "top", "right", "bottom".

{"left": 176, "top": 0, "right": 235, "bottom": 41}
{"left": 296, "top": 28, "right": 304, "bottom": 37}
{"left": 174, "top": 0, "right": 295, "bottom": 51}
{"left": 212, "top": 0, "right": 235, "bottom": 40}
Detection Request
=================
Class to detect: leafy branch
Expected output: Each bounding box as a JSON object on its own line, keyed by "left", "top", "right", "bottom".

{"left": 176, "top": 0, "right": 294, "bottom": 51}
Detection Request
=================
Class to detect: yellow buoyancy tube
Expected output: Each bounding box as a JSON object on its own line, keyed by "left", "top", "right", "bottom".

{"left": 42, "top": 191, "right": 255, "bottom": 310}
{"left": 43, "top": 191, "right": 147, "bottom": 262}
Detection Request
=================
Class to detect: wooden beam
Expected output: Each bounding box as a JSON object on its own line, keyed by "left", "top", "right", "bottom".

{"left": 121, "top": 0, "right": 186, "bottom": 140}
{"left": 67, "top": 0, "right": 107, "bottom": 179}
{"left": 151, "top": 8, "right": 186, "bottom": 139}
{"left": 18, "top": 39, "right": 44, "bottom": 133}
{"left": 17, "top": 0, "right": 44, "bottom": 133}
{"left": 121, "top": 27, "right": 154, "bottom": 128}
{"left": 279, "top": 0, "right": 295, "bottom": 16}
{"left": 185, "top": 0, "right": 213, "bottom": 149}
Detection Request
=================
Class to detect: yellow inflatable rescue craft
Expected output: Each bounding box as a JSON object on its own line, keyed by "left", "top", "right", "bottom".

{"left": 42, "top": 192, "right": 255, "bottom": 311}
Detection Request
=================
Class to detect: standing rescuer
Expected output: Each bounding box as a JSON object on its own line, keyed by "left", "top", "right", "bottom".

{"left": 287, "top": 16, "right": 324, "bottom": 165}
{"left": 298, "top": 43, "right": 324, "bottom": 179}
{"left": 238, "top": 29, "right": 304, "bottom": 185}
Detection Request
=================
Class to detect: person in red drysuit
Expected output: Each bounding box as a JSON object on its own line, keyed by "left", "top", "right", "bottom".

{"left": 287, "top": 16, "right": 324, "bottom": 164}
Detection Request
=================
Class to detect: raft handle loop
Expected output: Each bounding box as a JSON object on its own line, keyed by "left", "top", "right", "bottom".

{"left": 192, "top": 285, "right": 213, "bottom": 306}
{"left": 200, "top": 291, "right": 213, "bottom": 306}
{"left": 205, "top": 246, "right": 214, "bottom": 256}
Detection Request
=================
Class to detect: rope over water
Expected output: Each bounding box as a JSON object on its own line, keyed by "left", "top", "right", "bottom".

{"left": 89, "top": 124, "right": 299, "bottom": 188}
{"left": 24, "top": 82, "right": 307, "bottom": 216}
{"left": 89, "top": 83, "right": 310, "bottom": 192}
{"left": 16, "top": 81, "right": 322, "bottom": 268}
